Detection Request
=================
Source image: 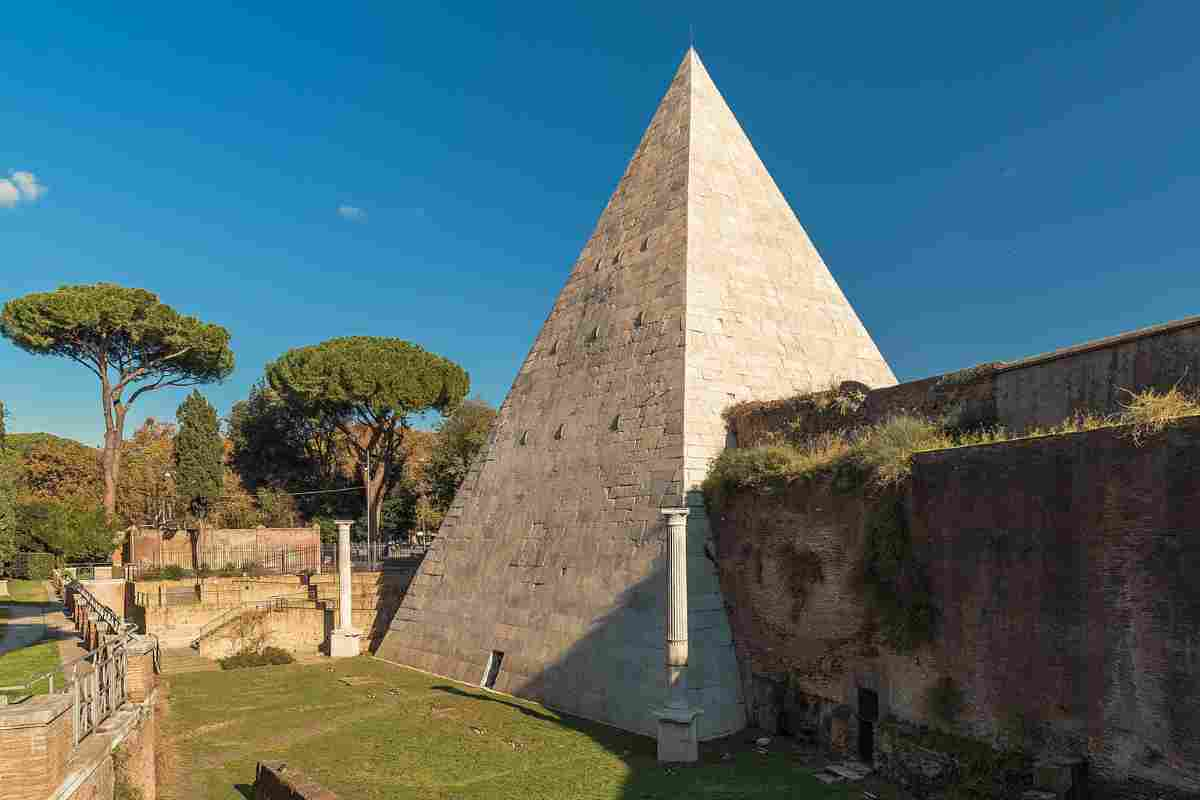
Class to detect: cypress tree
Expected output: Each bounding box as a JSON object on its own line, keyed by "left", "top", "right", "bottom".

{"left": 174, "top": 390, "right": 223, "bottom": 520}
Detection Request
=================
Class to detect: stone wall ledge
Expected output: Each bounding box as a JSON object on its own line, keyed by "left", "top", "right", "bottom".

{"left": 0, "top": 693, "right": 72, "bottom": 728}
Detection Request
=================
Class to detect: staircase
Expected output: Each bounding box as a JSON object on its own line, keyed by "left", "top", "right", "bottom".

{"left": 159, "top": 647, "right": 220, "bottom": 675}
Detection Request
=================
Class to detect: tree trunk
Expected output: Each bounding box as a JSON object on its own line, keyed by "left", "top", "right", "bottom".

{"left": 362, "top": 463, "right": 386, "bottom": 551}
{"left": 102, "top": 429, "right": 123, "bottom": 563}
{"left": 101, "top": 398, "right": 128, "bottom": 566}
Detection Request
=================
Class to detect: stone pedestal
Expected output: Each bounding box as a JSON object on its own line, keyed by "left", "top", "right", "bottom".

{"left": 328, "top": 520, "right": 360, "bottom": 659}
{"left": 654, "top": 507, "right": 703, "bottom": 762}
{"left": 652, "top": 706, "right": 703, "bottom": 762}
{"left": 329, "top": 630, "right": 362, "bottom": 658}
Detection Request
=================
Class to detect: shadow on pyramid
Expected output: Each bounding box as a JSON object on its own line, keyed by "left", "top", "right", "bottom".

{"left": 375, "top": 48, "right": 895, "bottom": 741}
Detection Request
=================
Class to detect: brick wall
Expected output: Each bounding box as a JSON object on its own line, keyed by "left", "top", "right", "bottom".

{"left": 729, "top": 316, "right": 1200, "bottom": 447}
{"left": 711, "top": 419, "right": 1200, "bottom": 795}
{"left": 0, "top": 695, "right": 73, "bottom": 800}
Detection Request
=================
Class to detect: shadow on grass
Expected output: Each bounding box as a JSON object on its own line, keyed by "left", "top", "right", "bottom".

{"left": 432, "top": 684, "right": 563, "bottom": 723}
{"left": 233, "top": 783, "right": 254, "bottom": 800}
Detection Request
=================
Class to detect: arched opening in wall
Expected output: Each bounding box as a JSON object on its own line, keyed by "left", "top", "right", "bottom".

{"left": 641, "top": 235, "right": 650, "bottom": 252}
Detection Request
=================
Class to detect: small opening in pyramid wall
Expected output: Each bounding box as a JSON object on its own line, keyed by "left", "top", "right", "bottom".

{"left": 482, "top": 651, "right": 504, "bottom": 689}
{"left": 588, "top": 325, "right": 601, "bottom": 342}
{"left": 641, "top": 236, "right": 649, "bottom": 251}
{"left": 519, "top": 431, "right": 529, "bottom": 446}
{"left": 610, "top": 414, "right": 621, "bottom": 431}
{"left": 548, "top": 340, "right": 557, "bottom": 355}
{"left": 633, "top": 311, "right": 644, "bottom": 328}
{"left": 594, "top": 259, "right": 601, "bottom": 272}
{"left": 612, "top": 253, "right": 620, "bottom": 265}
{"left": 554, "top": 423, "right": 566, "bottom": 440}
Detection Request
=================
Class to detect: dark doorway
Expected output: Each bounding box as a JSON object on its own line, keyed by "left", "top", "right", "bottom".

{"left": 858, "top": 687, "right": 879, "bottom": 763}
{"left": 482, "top": 650, "right": 504, "bottom": 689}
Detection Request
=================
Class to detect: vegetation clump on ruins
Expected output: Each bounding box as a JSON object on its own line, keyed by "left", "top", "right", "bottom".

{"left": 703, "top": 384, "right": 1200, "bottom": 652}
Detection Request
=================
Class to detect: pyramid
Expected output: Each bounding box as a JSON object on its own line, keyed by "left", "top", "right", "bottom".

{"left": 376, "top": 49, "right": 896, "bottom": 739}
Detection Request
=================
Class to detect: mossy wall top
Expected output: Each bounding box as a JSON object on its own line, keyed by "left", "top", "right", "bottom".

{"left": 710, "top": 418, "right": 1200, "bottom": 792}
{"left": 727, "top": 315, "right": 1200, "bottom": 446}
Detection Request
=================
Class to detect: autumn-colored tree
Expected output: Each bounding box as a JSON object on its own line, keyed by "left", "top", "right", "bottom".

{"left": 0, "top": 413, "right": 17, "bottom": 572}
{"left": 265, "top": 337, "right": 468, "bottom": 542}
{"left": 116, "top": 419, "right": 177, "bottom": 526}
{"left": 17, "top": 435, "right": 103, "bottom": 507}
{"left": 175, "top": 391, "right": 223, "bottom": 520}
{"left": 0, "top": 284, "right": 234, "bottom": 527}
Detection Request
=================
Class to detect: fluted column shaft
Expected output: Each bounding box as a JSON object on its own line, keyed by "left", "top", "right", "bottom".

{"left": 336, "top": 520, "right": 353, "bottom": 631}
{"left": 661, "top": 508, "right": 690, "bottom": 710}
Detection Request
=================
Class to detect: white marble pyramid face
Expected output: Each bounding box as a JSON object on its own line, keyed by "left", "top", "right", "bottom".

{"left": 376, "top": 49, "right": 895, "bottom": 740}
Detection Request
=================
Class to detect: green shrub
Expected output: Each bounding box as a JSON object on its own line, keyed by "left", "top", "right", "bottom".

{"left": 160, "top": 564, "right": 191, "bottom": 580}
{"left": 860, "top": 493, "right": 937, "bottom": 652}
{"left": 926, "top": 676, "right": 965, "bottom": 726}
{"left": 218, "top": 646, "right": 295, "bottom": 670}
{"left": 854, "top": 416, "right": 951, "bottom": 488}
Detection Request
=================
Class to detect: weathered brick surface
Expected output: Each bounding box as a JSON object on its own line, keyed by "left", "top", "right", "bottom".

{"left": 730, "top": 316, "right": 1200, "bottom": 447}
{"left": 712, "top": 419, "right": 1200, "bottom": 794}
{"left": 376, "top": 49, "right": 894, "bottom": 740}
{"left": 0, "top": 694, "right": 73, "bottom": 800}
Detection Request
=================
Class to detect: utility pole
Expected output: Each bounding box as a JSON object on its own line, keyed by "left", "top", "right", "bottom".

{"left": 364, "top": 446, "right": 371, "bottom": 570}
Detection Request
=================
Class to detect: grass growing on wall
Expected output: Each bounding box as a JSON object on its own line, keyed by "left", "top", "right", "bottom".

{"left": 703, "top": 385, "right": 1200, "bottom": 657}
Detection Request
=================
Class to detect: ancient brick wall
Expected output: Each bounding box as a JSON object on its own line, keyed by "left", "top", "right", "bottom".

{"left": 711, "top": 419, "right": 1200, "bottom": 794}
{"left": 127, "top": 526, "right": 321, "bottom": 571}
{"left": 729, "top": 316, "right": 1200, "bottom": 447}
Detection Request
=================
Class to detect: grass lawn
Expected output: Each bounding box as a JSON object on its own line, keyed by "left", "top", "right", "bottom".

{"left": 0, "top": 640, "right": 64, "bottom": 698}
{"left": 5, "top": 578, "right": 49, "bottom": 603}
{"left": 0, "top": 579, "right": 62, "bottom": 699}
{"left": 162, "top": 657, "right": 861, "bottom": 800}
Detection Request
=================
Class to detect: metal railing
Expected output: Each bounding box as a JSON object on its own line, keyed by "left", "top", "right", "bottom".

{"left": 189, "top": 590, "right": 314, "bottom": 649}
{"left": 1, "top": 573, "right": 143, "bottom": 750}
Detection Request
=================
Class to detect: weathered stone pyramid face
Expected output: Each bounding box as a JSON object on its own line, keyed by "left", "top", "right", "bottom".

{"left": 376, "top": 50, "right": 895, "bottom": 740}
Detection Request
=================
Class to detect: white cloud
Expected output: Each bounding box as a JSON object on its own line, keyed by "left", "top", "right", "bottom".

{"left": 0, "top": 170, "right": 46, "bottom": 208}
{"left": 337, "top": 204, "right": 366, "bottom": 222}
{"left": 11, "top": 171, "right": 46, "bottom": 201}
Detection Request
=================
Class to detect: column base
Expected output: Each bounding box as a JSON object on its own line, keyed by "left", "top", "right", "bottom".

{"left": 329, "top": 628, "right": 362, "bottom": 658}
{"left": 652, "top": 706, "right": 703, "bottom": 763}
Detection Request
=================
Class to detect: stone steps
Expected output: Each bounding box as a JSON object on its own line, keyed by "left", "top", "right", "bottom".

{"left": 160, "top": 647, "right": 220, "bottom": 675}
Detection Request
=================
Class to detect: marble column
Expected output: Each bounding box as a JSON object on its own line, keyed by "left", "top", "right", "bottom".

{"left": 328, "top": 520, "right": 361, "bottom": 658}
{"left": 652, "top": 507, "right": 702, "bottom": 762}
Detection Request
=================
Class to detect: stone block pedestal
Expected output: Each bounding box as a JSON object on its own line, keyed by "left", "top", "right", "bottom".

{"left": 652, "top": 706, "right": 703, "bottom": 763}
{"left": 329, "top": 628, "right": 361, "bottom": 658}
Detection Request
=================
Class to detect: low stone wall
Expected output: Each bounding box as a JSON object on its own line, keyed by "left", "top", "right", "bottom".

{"left": 254, "top": 760, "right": 338, "bottom": 799}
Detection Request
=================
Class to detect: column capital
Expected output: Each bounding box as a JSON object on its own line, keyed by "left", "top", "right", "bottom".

{"left": 659, "top": 507, "right": 690, "bottom": 520}
{"left": 333, "top": 519, "right": 354, "bottom": 528}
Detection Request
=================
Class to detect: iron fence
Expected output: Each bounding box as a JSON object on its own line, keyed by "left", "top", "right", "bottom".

{"left": 126, "top": 539, "right": 430, "bottom": 581}
{"left": 0, "top": 574, "right": 141, "bottom": 751}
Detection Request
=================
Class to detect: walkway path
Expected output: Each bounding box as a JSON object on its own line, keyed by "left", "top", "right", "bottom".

{"left": 0, "top": 581, "right": 86, "bottom": 661}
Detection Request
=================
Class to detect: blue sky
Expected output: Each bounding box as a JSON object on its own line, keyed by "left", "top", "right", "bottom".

{"left": 2, "top": 2, "right": 1198, "bottom": 446}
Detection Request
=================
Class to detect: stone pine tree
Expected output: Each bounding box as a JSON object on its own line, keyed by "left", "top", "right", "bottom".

{"left": 0, "top": 284, "right": 234, "bottom": 534}
{"left": 174, "top": 390, "right": 224, "bottom": 521}
{"left": 265, "top": 336, "right": 468, "bottom": 543}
